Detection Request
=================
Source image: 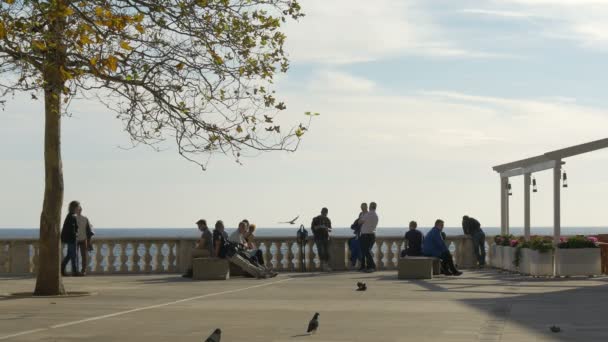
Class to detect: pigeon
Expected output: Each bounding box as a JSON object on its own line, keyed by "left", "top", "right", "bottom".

{"left": 205, "top": 328, "right": 221, "bottom": 342}
{"left": 278, "top": 215, "right": 299, "bottom": 225}
{"left": 550, "top": 325, "right": 561, "bottom": 333}
{"left": 356, "top": 282, "right": 367, "bottom": 291}
{"left": 307, "top": 313, "right": 320, "bottom": 334}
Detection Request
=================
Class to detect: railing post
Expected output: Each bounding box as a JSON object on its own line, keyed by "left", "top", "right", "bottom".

{"left": 9, "top": 241, "right": 31, "bottom": 274}
{"left": 454, "top": 236, "right": 476, "bottom": 269}
{"left": 177, "top": 240, "right": 193, "bottom": 274}
{"left": 329, "top": 238, "right": 346, "bottom": 271}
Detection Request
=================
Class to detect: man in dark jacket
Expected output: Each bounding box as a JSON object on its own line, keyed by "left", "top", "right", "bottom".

{"left": 462, "top": 215, "right": 486, "bottom": 267}
{"left": 61, "top": 200, "right": 81, "bottom": 276}
{"left": 311, "top": 207, "right": 332, "bottom": 271}
{"left": 422, "top": 219, "right": 462, "bottom": 276}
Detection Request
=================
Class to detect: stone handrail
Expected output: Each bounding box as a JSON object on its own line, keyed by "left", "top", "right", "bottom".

{"left": 0, "top": 235, "right": 479, "bottom": 275}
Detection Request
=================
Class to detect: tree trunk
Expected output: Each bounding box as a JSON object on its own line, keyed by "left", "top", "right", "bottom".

{"left": 34, "top": 3, "right": 67, "bottom": 296}
{"left": 34, "top": 84, "right": 65, "bottom": 296}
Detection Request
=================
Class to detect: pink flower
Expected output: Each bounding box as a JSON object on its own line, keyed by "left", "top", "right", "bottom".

{"left": 559, "top": 237, "right": 568, "bottom": 243}
{"left": 587, "top": 236, "right": 599, "bottom": 244}
{"left": 510, "top": 239, "right": 519, "bottom": 247}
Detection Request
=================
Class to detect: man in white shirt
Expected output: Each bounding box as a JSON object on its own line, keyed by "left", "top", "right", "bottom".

{"left": 229, "top": 221, "right": 248, "bottom": 245}
{"left": 358, "top": 202, "right": 379, "bottom": 272}
{"left": 75, "top": 204, "right": 94, "bottom": 275}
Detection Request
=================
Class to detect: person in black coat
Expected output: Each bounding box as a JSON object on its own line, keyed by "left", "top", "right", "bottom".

{"left": 61, "top": 201, "right": 81, "bottom": 276}
{"left": 462, "top": 215, "right": 486, "bottom": 267}
{"left": 401, "top": 221, "right": 423, "bottom": 257}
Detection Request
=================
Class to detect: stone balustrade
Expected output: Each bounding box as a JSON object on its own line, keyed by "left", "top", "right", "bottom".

{"left": 0, "top": 235, "right": 479, "bottom": 275}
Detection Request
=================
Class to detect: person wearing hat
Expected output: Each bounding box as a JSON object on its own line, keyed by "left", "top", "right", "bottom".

{"left": 182, "top": 219, "right": 213, "bottom": 278}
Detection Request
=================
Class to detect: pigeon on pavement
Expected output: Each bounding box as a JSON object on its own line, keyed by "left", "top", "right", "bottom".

{"left": 356, "top": 282, "right": 367, "bottom": 291}
{"left": 205, "top": 328, "right": 221, "bottom": 342}
{"left": 550, "top": 325, "right": 561, "bottom": 333}
{"left": 307, "top": 313, "right": 320, "bottom": 334}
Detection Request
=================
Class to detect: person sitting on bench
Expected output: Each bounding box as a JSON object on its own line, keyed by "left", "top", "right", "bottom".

{"left": 401, "top": 221, "right": 423, "bottom": 257}
{"left": 218, "top": 221, "right": 276, "bottom": 279}
{"left": 422, "top": 219, "right": 462, "bottom": 276}
{"left": 182, "top": 219, "right": 214, "bottom": 278}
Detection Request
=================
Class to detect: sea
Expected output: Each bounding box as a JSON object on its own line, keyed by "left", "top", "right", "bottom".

{"left": 1, "top": 227, "right": 607, "bottom": 239}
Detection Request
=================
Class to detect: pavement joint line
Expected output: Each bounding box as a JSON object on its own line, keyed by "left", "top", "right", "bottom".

{"left": 0, "top": 277, "right": 293, "bottom": 340}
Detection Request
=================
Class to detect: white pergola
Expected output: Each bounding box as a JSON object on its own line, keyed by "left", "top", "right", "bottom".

{"left": 492, "top": 138, "right": 608, "bottom": 245}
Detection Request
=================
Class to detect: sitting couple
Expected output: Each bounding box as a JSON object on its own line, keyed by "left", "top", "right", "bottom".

{"left": 402, "top": 219, "right": 462, "bottom": 276}
{"left": 183, "top": 219, "right": 276, "bottom": 279}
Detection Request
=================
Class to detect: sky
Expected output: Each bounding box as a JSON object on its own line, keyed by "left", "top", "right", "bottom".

{"left": 1, "top": 0, "right": 608, "bottom": 230}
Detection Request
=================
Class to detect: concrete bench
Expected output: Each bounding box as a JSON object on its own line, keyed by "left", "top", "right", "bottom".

{"left": 398, "top": 257, "right": 441, "bottom": 280}
{"left": 192, "top": 258, "right": 230, "bottom": 280}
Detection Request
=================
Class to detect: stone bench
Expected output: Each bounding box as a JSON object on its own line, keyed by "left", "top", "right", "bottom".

{"left": 192, "top": 258, "right": 230, "bottom": 280}
{"left": 398, "top": 257, "right": 441, "bottom": 280}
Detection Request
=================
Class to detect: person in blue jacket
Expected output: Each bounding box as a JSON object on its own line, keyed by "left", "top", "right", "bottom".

{"left": 422, "top": 219, "right": 462, "bottom": 276}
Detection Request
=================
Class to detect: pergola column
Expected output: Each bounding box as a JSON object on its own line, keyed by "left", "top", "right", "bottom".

{"left": 553, "top": 160, "right": 562, "bottom": 247}
{"left": 500, "top": 177, "right": 509, "bottom": 235}
{"left": 524, "top": 172, "right": 531, "bottom": 240}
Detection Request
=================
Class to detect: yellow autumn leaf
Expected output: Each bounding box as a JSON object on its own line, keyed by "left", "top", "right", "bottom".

{"left": 95, "top": 7, "right": 104, "bottom": 17}
{"left": 107, "top": 55, "right": 118, "bottom": 72}
{"left": 135, "top": 24, "right": 145, "bottom": 34}
{"left": 60, "top": 67, "right": 73, "bottom": 80}
{"left": 176, "top": 62, "right": 184, "bottom": 70}
{"left": 236, "top": 125, "right": 243, "bottom": 133}
{"left": 32, "top": 40, "right": 46, "bottom": 51}
{"left": 0, "top": 21, "right": 6, "bottom": 40}
{"left": 120, "top": 41, "right": 132, "bottom": 50}
{"left": 79, "top": 35, "right": 92, "bottom": 45}
{"left": 89, "top": 57, "right": 98, "bottom": 66}
{"left": 5, "top": 0, "right": 15, "bottom": 4}
{"left": 63, "top": 7, "right": 74, "bottom": 16}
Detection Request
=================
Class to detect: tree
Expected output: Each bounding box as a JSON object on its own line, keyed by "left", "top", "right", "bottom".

{"left": 0, "top": 0, "right": 308, "bottom": 295}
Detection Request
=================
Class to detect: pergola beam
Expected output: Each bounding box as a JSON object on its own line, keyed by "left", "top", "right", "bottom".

{"left": 499, "top": 160, "right": 564, "bottom": 178}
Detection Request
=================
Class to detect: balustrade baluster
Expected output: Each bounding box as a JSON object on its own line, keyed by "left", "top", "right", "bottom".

{"left": 107, "top": 242, "right": 117, "bottom": 273}
{"left": 93, "top": 242, "right": 103, "bottom": 273}
{"left": 152, "top": 242, "right": 162, "bottom": 273}
{"left": 119, "top": 243, "right": 128, "bottom": 273}
{"left": 168, "top": 241, "right": 177, "bottom": 272}
{"left": 143, "top": 242, "right": 152, "bottom": 273}
{"left": 286, "top": 241, "right": 295, "bottom": 271}
{"left": 132, "top": 243, "right": 141, "bottom": 273}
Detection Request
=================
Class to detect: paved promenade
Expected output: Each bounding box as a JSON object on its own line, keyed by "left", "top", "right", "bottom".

{"left": 1, "top": 270, "right": 608, "bottom": 341}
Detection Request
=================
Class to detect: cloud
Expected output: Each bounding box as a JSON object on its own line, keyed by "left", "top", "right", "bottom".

{"left": 464, "top": 1, "right": 608, "bottom": 50}
{"left": 284, "top": 0, "right": 496, "bottom": 64}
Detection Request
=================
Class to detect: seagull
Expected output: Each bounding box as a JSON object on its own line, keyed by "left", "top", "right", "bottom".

{"left": 550, "top": 325, "right": 561, "bottom": 333}
{"left": 205, "top": 328, "right": 221, "bottom": 342}
{"left": 356, "top": 282, "right": 367, "bottom": 291}
{"left": 307, "top": 313, "right": 320, "bottom": 334}
{"left": 278, "top": 215, "right": 299, "bottom": 225}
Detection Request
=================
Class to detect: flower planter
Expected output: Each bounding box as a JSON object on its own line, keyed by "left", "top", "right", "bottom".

{"left": 555, "top": 248, "right": 601, "bottom": 277}
{"left": 528, "top": 249, "right": 554, "bottom": 276}
{"left": 502, "top": 246, "right": 516, "bottom": 271}
{"left": 490, "top": 245, "right": 502, "bottom": 268}
{"left": 518, "top": 248, "right": 531, "bottom": 275}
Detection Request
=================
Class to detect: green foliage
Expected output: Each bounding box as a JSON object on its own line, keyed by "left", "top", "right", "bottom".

{"left": 558, "top": 235, "right": 599, "bottom": 249}
{"left": 0, "top": 0, "right": 311, "bottom": 168}
{"left": 493, "top": 234, "right": 513, "bottom": 246}
{"left": 523, "top": 236, "right": 554, "bottom": 253}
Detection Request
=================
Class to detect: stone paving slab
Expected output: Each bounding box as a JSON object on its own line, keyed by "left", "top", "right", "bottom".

{"left": 1, "top": 270, "right": 608, "bottom": 341}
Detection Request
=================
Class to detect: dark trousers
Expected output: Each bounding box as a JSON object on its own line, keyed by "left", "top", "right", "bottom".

{"left": 61, "top": 242, "right": 78, "bottom": 274}
{"left": 348, "top": 238, "right": 362, "bottom": 266}
{"left": 359, "top": 233, "right": 376, "bottom": 270}
{"left": 77, "top": 240, "right": 88, "bottom": 273}
{"left": 439, "top": 251, "right": 459, "bottom": 274}
{"left": 315, "top": 239, "right": 330, "bottom": 263}
{"left": 471, "top": 231, "right": 486, "bottom": 266}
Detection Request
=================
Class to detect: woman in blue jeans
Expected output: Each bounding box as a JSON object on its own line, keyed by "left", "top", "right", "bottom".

{"left": 61, "top": 201, "right": 81, "bottom": 276}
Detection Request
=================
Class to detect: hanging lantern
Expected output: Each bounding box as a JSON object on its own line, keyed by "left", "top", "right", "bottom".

{"left": 532, "top": 177, "right": 538, "bottom": 193}
{"left": 563, "top": 171, "right": 568, "bottom": 188}
{"left": 508, "top": 182, "right": 513, "bottom": 196}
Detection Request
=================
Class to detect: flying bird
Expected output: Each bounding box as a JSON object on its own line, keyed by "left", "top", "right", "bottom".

{"left": 550, "top": 325, "right": 561, "bottom": 333}
{"left": 205, "top": 328, "right": 221, "bottom": 342}
{"left": 356, "top": 282, "right": 367, "bottom": 291}
{"left": 278, "top": 215, "right": 299, "bottom": 225}
{"left": 307, "top": 313, "right": 320, "bottom": 334}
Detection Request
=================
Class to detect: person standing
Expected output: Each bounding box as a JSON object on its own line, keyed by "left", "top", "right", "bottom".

{"left": 61, "top": 201, "right": 81, "bottom": 277}
{"left": 349, "top": 203, "right": 367, "bottom": 269}
{"left": 401, "top": 221, "right": 423, "bottom": 257}
{"left": 311, "top": 207, "right": 332, "bottom": 272}
{"left": 75, "top": 204, "right": 94, "bottom": 275}
{"left": 358, "top": 202, "right": 379, "bottom": 272}
{"left": 462, "top": 215, "right": 486, "bottom": 267}
{"left": 422, "top": 219, "right": 462, "bottom": 276}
